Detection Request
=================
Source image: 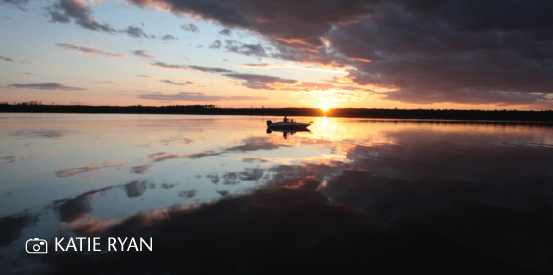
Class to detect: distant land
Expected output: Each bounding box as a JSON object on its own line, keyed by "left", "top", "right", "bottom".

{"left": 1, "top": 103, "right": 553, "bottom": 123}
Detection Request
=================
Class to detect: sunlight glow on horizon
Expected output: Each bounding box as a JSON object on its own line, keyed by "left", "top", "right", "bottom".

{"left": 317, "top": 102, "right": 331, "bottom": 112}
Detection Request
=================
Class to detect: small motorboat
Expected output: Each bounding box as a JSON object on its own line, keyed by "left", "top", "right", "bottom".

{"left": 266, "top": 117, "right": 312, "bottom": 130}
{"left": 266, "top": 128, "right": 311, "bottom": 139}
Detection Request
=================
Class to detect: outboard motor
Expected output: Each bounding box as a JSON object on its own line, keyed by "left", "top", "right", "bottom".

{"left": 266, "top": 120, "right": 272, "bottom": 127}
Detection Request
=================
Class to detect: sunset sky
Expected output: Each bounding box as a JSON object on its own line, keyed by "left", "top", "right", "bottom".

{"left": 1, "top": 0, "right": 552, "bottom": 109}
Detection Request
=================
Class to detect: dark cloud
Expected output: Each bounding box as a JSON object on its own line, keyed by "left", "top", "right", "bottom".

{"left": 327, "top": 4, "right": 553, "bottom": 105}
{"left": 187, "top": 65, "right": 234, "bottom": 73}
{"left": 137, "top": 92, "right": 268, "bottom": 102}
{"left": 126, "top": 0, "right": 371, "bottom": 47}
{"left": 218, "top": 28, "right": 232, "bottom": 36}
{"left": 120, "top": 26, "right": 154, "bottom": 38}
{"left": 123, "top": 0, "right": 553, "bottom": 106}
{"left": 180, "top": 23, "right": 198, "bottom": 32}
{"left": 208, "top": 40, "right": 222, "bottom": 49}
{"left": 0, "top": 0, "right": 28, "bottom": 10}
{"left": 57, "top": 43, "right": 126, "bottom": 58}
{"left": 159, "top": 79, "right": 193, "bottom": 86}
{"left": 219, "top": 40, "right": 267, "bottom": 57}
{"left": 223, "top": 73, "right": 297, "bottom": 90}
{"left": 150, "top": 61, "right": 234, "bottom": 73}
{"left": 131, "top": 50, "right": 155, "bottom": 58}
{"left": 0, "top": 55, "right": 14, "bottom": 62}
{"left": 47, "top": 0, "right": 116, "bottom": 33}
{"left": 160, "top": 34, "right": 178, "bottom": 41}
{"left": 8, "top": 83, "right": 88, "bottom": 91}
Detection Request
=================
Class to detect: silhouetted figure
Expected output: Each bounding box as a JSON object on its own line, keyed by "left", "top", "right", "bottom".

{"left": 283, "top": 132, "right": 288, "bottom": 139}
{"left": 283, "top": 116, "right": 288, "bottom": 122}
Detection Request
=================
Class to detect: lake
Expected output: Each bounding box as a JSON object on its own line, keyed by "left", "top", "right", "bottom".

{"left": 1, "top": 113, "right": 553, "bottom": 274}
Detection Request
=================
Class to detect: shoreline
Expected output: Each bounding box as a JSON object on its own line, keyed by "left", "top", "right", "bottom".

{"left": 1, "top": 104, "right": 553, "bottom": 123}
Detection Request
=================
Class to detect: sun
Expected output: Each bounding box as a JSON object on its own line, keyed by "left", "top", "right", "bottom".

{"left": 318, "top": 102, "right": 331, "bottom": 112}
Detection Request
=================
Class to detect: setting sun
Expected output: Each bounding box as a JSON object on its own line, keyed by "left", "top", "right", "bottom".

{"left": 318, "top": 102, "right": 331, "bottom": 112}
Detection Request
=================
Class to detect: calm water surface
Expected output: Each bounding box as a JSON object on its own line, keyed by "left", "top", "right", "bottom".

{"left": 1, "top": 113, "right": 553, "bottom": 274}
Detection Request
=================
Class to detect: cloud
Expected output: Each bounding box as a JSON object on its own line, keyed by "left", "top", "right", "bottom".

{"left": 159, "top": 79, "right": 193, "bottom": 86}
{"left": 8, "top": 83, "right": 88, "bottom": 91}
{"left": 209, "top": 40, "right": 222, "bottom": 49}
{"left": 218, "top": 28, "right": 232, "bottom": 36}
{"left": 19, "top": 60, "right": 39, "bottom": 65}
{"left": 224, "top": 40, "right": 267, "bottom": 56}
{"left": 122, "top": 0, "right": 553, "bottom": 106}
{"left": 160, "top": 34, "right": 178, "bottom": 41}
{"left": 137, "top": 92, "right": 268, "bottom": 102}
{"left": 57, "top": 43, "right": 126, "bottom": 58}
{"left": 150, "top": 62, "right": 234, "bottom": 73}
{"left": 223, "top": 73, "right": 297, "bottom": 90}
{"left": 132, "top": 50, "right": 156, "bottom": 58}
{"left": 180, "top": 23, "right": 198, "bottom": 32}
{"left": 47, "top": 0, "right": 116, "bottom": 33}
{"left": 0, "top": 0, "right": 28, "bottom": 10}
{"left": 0, "top": 55, "right": 14, "bottom": 62}
{"left": 120, "top": 26, "right": 154, "bottom": 38}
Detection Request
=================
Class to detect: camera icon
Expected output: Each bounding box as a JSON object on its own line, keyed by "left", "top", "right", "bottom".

{"left": 26, "top": 238, "right": 48, "bottom": 254}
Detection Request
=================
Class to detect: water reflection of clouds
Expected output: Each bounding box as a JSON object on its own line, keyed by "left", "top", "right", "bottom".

{"left": 136, "top": 137, "right": 194, "bottom": 148}
{"left": 4, "top": 116, "right": 553, "bottom": 274}
{"left": 40, "top": 178, "right": 525, "bottom": 275}
{"left": 9, "top": 129, "right": 76, "bottom": 139}
{"left": 47, "top": 180, "right": 178, "bottom": 226}
{"left": 226, "top": 136, "right": 292, "bottom": 152}
{"left": 147, "top": 152, "right": 187, "bottom": 162}
{"left": 129, "top": 164, "right": 153, "bottom": 174}
{"left": 0, "top": 214, "right": 39, "bottom": 246}
{"left": 0, "top": 156, "right": 15, "bottom": 164}
{"left": 56, "top": 162, "right": 126, "bottom": 179}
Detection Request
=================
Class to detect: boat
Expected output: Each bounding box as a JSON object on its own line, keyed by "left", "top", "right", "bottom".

{"left": 266, "top": 128, "right": 311, "bottom": 139}
{"left": 266, "top": 117, "right": 312, "bottom": 130}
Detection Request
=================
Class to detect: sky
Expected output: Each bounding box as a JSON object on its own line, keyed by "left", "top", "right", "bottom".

{"left": 0, "top": 0, "right": 552, "bottom": 109}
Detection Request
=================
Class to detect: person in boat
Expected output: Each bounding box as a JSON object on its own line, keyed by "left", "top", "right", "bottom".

{"left": 283, "top": 116, "right": 288, "bottom": 122}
